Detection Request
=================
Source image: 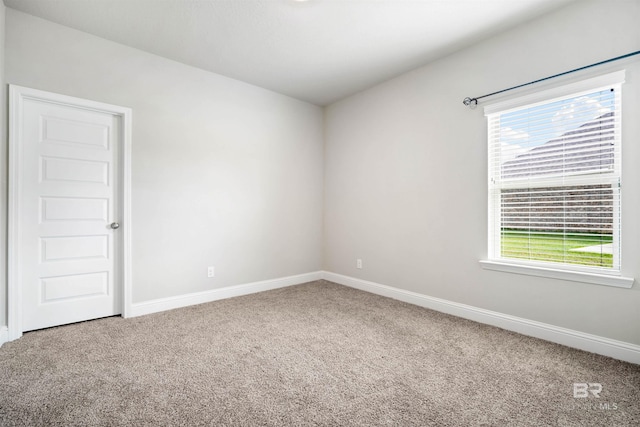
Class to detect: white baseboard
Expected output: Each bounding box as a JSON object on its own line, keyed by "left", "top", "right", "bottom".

{"left": 0, "top": 326, "right": 8, "bottom": 348}
{"left": 129, "top": 271, "right": 323, "bottom": 317}
{"left": 7, "top": 269, "right": 639, "bottom": 364}
{"left": 322, "top": 271, "right": 640, "bottom": 365}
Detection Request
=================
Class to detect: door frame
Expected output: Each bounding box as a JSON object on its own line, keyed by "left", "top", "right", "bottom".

{"left": 7, "top": 85, "right": 133, "bottom": 341}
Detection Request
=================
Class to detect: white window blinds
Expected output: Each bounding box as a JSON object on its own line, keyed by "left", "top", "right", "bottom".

{"left": 486, "top": 72, "right": 623, "bottom": 273}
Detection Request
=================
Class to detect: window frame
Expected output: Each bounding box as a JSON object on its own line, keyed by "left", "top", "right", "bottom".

{"left": 480, "top": 71, "right": 634, "bottom": 289}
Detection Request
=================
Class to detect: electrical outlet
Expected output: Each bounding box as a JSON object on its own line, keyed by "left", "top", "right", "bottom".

{"left": 357, "top": 259, "right": 363, "bottom": 269}
{"left": 207, "top": 266, "right": 215, "bottom": 278}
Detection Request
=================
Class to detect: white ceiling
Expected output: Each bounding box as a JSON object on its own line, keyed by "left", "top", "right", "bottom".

{"left": 4, "top": 0, "right": 574, "bottom": 106}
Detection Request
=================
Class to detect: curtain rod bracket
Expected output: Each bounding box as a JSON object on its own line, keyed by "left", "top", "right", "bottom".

{"left": 463, "top": 97, "right": 478, "bottom": 108}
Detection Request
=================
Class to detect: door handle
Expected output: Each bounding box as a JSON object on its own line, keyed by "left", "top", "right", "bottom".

{"left": 110, "top": 222, "right": 120, "bottom": 230}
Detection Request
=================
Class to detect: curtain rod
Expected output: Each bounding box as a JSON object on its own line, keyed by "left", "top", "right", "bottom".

{"left": 462, "top": 50, "right": 640, "bottom": 108}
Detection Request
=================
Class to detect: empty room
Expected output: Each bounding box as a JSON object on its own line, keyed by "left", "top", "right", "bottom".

{"left": 1, "top": 0, "right": 639, "bottom": 425}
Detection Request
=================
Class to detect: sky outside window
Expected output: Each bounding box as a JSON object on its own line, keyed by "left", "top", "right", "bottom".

{"left": 499, "top": 89, "right": 615, "bottom": 164}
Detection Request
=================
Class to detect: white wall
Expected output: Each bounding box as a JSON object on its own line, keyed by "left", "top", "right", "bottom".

{"left": 5, "top": 9, "right": 324, "bottom": 305}
{"left": 324, "top": 0, "right": 640, "bottom": 345}
{"left": 0, "top": 2, "right": 6, "bottom": 329}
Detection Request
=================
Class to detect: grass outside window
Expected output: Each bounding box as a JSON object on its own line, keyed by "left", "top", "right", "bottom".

{"left": 500, "top": 230, "right": 613, "bottom": 268}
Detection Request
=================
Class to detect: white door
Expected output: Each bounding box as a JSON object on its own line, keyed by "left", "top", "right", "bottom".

{"left": 15, "top": 90, "right": 123, "bottom": 332}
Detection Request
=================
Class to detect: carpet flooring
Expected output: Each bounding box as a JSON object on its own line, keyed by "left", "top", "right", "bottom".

{"left": 1, "top": 280, "right": 638, "bottom": 426}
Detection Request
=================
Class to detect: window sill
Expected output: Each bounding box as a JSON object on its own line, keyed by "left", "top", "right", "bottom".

{"left": 479, "top": 260, "right": 634, "bottom": 289}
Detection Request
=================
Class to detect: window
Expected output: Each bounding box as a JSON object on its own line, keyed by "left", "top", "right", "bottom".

{"left": 482, "top": 71, "right": 632, "bottom": 287}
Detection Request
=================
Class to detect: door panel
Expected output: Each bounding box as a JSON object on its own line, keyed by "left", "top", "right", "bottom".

{"left": 42, "top": 116, "right": 109, "bottom": 149}
{"left": 41, "top": 197, "right": 109, "bottom": 222}
{"left": 41, "top": 236, "right": 108, "bottom": 262}
{"left": 20, "top": 97, "right": 121, "bottom": 332}
{"left": 41, "top": 156, "right": 109, "bottom": 184}
{"left": 40, "top": 272, "right": 109, "bottom": 303}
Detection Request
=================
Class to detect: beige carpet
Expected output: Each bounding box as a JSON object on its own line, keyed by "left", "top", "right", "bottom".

{"left": 1, "top": 280, "right": 638, "bottom": 426}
